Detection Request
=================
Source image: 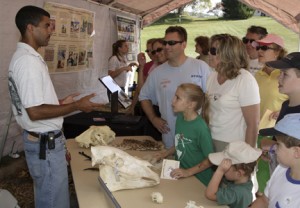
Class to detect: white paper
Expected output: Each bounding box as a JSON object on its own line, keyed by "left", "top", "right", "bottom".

{"left": 160, "top": 159, "right": 180, "bottom": 180}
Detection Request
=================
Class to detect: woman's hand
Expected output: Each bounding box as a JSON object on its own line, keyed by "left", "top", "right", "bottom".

{"left": 124, "top": 66, "right": 132, "bottom": 72}
{"left": 269, "top": 111, "right": 279, "bottom": 120}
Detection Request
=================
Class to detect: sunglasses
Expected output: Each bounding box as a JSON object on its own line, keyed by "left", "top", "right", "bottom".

{"left": 151, "top": 47, "right": 164, "bottom": 55}
{"left": 145, "top": 49, "right": 151, "bottom": 53}
{"left": 209, "top": 47, "right": 217, "bottom": 56}
{"left": 242, "top": 37, "right": 256, "bottom": 44}
{"left": 256, "top": 45, "right": 276, "bottom": 51}
{"left": 162, "top": 40, "right": 183, "bottom": 46}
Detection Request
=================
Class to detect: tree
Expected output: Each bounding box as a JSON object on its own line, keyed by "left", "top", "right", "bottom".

{"left": 222, "top": 0, "right": 254, "bottom": 19}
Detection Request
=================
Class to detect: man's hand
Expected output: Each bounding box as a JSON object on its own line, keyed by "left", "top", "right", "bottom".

{"left": 151, "top": 117, "right": 170, "bottom": 134}
{"left": 60, "top": 93, "right": 80, "bottom": 105}
{"left": 75, "top": 93, "right": 103, "bottom": 112}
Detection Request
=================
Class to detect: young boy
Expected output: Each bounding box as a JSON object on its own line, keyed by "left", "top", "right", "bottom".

{"left": 205, "top": 141, "right": 262, "bottom": 208}
{"left": 259, "top": 52, "right": 300, "bottom": 175}
{"left": 251, "top": 113, "right": 300, "bottom": 207}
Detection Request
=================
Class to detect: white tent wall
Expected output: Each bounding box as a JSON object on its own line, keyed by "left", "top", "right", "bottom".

{"left": 0, "top": 0, "right": 140, "bottom": 158}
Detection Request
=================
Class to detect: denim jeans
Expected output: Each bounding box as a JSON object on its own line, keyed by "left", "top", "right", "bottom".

{"left": 23, "top": 130, "right": 70, "bottom": 208}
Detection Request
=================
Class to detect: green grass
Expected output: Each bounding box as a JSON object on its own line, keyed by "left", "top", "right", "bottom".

{"left": 140, "top": 15, "right": 298, "bottom": 58}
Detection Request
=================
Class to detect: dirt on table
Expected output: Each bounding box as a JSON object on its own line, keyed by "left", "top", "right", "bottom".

{"left": 0, "top": 152, "right": 78, "bottom": 208}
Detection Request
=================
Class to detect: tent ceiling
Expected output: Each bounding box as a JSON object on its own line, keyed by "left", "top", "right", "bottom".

{"left": 89, "top": 0, "right": 194, "bottom": 27}
{"left": 90, "top": 0, "right": 300, "bottom": 33}
{"left": 240, "top": 0, "right": 300, "bottom": 33}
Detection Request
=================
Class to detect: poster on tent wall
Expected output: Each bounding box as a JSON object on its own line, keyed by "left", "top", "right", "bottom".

{"left": 38, "top": 2, "right": 95, "bottom": 73}
{"left": 116, "top": 16, "right": 137, "bottom": 61}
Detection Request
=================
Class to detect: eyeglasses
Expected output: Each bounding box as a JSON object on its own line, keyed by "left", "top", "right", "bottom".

{"left": 145, "top": 49, "right": 151, "bottom": 53}
{"left": 162, "top": 40, "right": 183, "bottom": 46}
{"left": 256, "top": 45, "right": 276, "bottom": 51}
{"left": 242, "top": 37, "right": 255, "bottom": 44}
{"left": 209, "top": 47, "right": 217, "bottom": 56}
{"left": 151, "top": 47, "right": 164, "bottom": 55}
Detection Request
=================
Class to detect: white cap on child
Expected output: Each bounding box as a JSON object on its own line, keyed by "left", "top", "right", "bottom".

{"left": 208, "top": 141, "right": 262, "bottom": 165}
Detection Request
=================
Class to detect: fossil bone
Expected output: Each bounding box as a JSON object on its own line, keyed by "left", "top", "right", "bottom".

{"left": 75, "top": 125, "right": 115, "bottom": 148}
{"left": 91, "top": 145, "right": 160, "bottom": 192}
{"left": 151, "top": 192, "right": 163, "bottom": 204}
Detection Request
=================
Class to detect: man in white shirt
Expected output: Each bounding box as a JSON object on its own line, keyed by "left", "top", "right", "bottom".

{"left": 8, "top": 6, "right": 102, "bottom": 208}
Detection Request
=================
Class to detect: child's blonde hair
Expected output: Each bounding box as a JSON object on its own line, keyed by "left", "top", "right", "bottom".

{"left": 177, "top": 83, "right": 209, "bottom": 124}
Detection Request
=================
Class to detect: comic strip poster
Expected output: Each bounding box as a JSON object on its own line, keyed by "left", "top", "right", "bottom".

{"left": 116, "top": 16, "right": 137, "bottom": 61}
{"left": 39, "top": 2, "right": 95, "bottom": 73}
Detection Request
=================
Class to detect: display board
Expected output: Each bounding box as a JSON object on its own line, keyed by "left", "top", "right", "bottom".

{"left": 40, "top": 2, "right": 95, "bottom": 73}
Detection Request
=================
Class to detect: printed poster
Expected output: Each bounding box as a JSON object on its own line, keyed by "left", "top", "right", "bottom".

{"left": 39, "top": 2, "right": 95, "bottom": 73}
{"left": 116, "top": 16, "right": 137, "bottom": 61}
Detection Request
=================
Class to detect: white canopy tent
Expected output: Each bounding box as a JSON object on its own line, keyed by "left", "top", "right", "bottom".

{"left": 0, "top": 0, "right": 299, "bottom": 159}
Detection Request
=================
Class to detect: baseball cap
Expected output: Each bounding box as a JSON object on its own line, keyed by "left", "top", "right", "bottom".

{"left": 266, "top": 52, "right": 300, "bottom": 70}
{"left": 208, "top": 141, "right": 262, "bottom": 165}
{"left": 259, "top": 113, "right": 300, "bottom": 140}
{"left": 256, "top": 34, "right": 285, "bottom": 48}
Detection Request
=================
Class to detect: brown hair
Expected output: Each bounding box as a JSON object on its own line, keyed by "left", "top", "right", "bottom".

{"left": 165, "top": 26, "right": 187, "bottom": 42}
{"left": 234, "top": 161, "right": 257, "bottom": 177}
{"left": 247, "top": 25, "right": 268, "bottom": 39}
{"left": 152, "top": 38, "right": 164, "bottom": 47}
{"left": 147, "top": 38, "right": 157, "bottom": 45}
{"left": 177, "top": 83, "right": 209, "bottom": 124}
{"left": 109, "top": 40, "right": 126, "bottom": 62}
{"left": 276, "top": 135, "right": 300, "bottom": 148}
{"left": 210, "top": 34, "right": 249, "bottom": 79}
{"left": 294, "top": 69, "right": 300, "bottom": 78}
{"left": 195, "top": 36, "right": 209, "bottom": 55}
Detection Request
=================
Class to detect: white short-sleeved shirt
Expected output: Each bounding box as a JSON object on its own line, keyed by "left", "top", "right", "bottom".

{"left": 8, "top": 42, "right": 62, "bottom": 132}
{"left": 207, "top": 69, "right": 260, "bottom": 142}
{"left": 139, "top": 57, "right": 211, "bottom": 148}
{"left": 108, "top": 55, "right": 130, "bottom": 88}
{"left": 249, "top": 58, "right": 263, "bottom": 76}
{"left": 265, "top": 165, "right": 300, "bottom": 207}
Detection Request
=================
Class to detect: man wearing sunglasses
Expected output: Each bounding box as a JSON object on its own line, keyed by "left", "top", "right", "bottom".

{"left": 243, "top": 26, "right": 268, "bottom": 76}
{"left": 139, "top": 26, "right": 211, "bottom": 149}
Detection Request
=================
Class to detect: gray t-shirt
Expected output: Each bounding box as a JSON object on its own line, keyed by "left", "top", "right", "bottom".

{"left": 139, "top": 57, "right": 211, "bottom": 148}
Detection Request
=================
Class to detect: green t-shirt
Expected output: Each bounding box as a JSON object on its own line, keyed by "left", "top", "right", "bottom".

{"left": 217, "top": 179, "right": 253, "bottom": 208}
{"left": 175, "top": 113, "right": 214, "bottom": 186}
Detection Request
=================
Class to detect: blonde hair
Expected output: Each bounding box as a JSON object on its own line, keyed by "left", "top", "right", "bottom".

{"left": 177, "top": 83, "right": 209, "bottom": 124}
{"left": 270, "top": 43, "right": 287, "bottom": 60}
{"left": 210, "top": 34, "right": 249, "bottom": 79}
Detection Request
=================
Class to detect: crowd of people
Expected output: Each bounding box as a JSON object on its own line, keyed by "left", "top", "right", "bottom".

{"left": 8, "top": 5, "right": 300, "bottom": 208}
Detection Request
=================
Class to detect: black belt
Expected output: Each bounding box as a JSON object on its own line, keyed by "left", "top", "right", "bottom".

{"left": 26, "top": 130, "right": 63, "bottom": 160}
{"left": 26, "top": 130, "right": 62, "bottom": 139}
